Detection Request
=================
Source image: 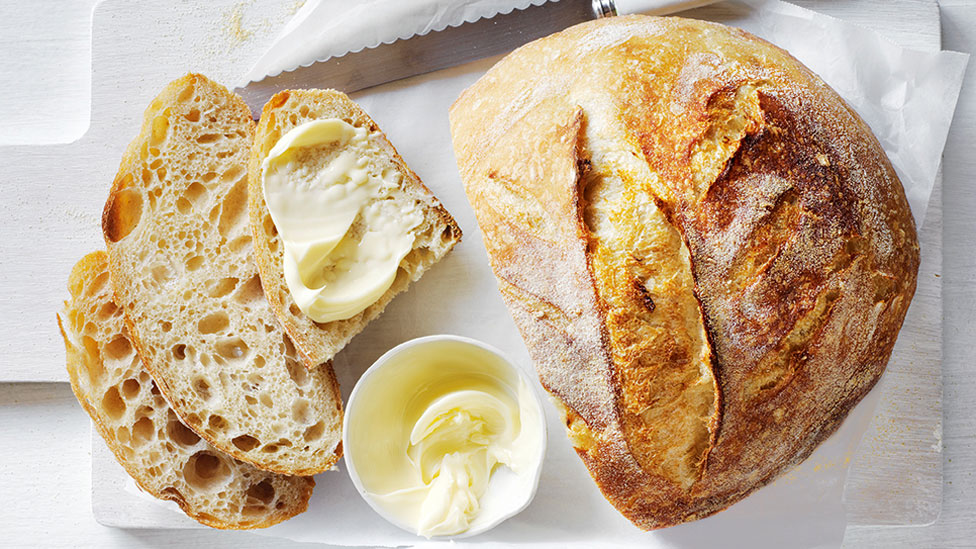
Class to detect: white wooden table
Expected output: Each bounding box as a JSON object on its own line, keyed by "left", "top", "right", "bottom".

{"left": 0, "top": 0, "right": 972, "bottom": 546}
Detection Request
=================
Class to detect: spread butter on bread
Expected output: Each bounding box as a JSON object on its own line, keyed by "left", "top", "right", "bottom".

{"left": 101, "top": 74, "right": 342, "bottom": 475}
{"left": 247, "top": 89, "right": 461, "bottom": 369}
{"left": 58, "top": 251, "right": 314, "bottom": 529}
{"left": 449, "top": 16, "right": 919, "bottom": 529}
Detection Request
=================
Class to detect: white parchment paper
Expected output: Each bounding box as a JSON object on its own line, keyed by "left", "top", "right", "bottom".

{"left": 241, "top": 0, "right": 551, "bottom": 82}
{"left": 127, "top": 1, "right": 969, "bottom": 547}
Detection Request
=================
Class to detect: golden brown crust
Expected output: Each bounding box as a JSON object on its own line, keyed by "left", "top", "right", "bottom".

{"left": 247, "top": 89, "right": 462, "bottom": 369}
{"left": 450, "top": 15, "right": 919, "bottom": 529}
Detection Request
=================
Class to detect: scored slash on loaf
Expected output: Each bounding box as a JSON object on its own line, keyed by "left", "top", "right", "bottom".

{"left": 450, "top": 15, "right": 919, "bottom": 529}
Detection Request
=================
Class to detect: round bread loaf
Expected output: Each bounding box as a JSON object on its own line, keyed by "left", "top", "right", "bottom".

{"left": 449, "top": 15, "right": 919, "bottom": 529}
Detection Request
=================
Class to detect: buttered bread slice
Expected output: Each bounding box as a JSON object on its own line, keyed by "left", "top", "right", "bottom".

{"left": 102, "top": 74, "right": 342, "bottom": 475}
{"left": 248, "top": 90, "right": 460, "bottom": 369}
{"left": 58, "top": 251, "right": 314, "bottom": 529}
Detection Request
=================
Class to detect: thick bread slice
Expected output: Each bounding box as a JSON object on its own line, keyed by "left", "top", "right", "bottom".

{"left": 248, "top": 89, "right": 461, "bottom": 369}
{"left": 101, "top": 74, "right": 342, "bottom": 475}
{"left": 58, "top": 251, "right": 314, "bottom": 529}
{"left": 450, "top": 16, "right": 919, "bottom": 529}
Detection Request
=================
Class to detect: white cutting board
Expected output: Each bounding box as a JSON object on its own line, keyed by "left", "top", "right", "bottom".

{"left": 0, "top": 0, "right": 939, "bottom": 533}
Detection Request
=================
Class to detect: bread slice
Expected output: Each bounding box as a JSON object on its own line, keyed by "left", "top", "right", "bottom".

{"left": 101, "top": 74, "right": 342, "bottom": 475}
{"left": 58, "top": 251, "right": 314, "bottom": 529}
{"left": 247, "top": 89, "right": 461, "bottom": 369}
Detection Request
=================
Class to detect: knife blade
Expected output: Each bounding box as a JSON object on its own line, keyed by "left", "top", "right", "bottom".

{"left": 235, "top": 0, "right": 718, "bottom": 116}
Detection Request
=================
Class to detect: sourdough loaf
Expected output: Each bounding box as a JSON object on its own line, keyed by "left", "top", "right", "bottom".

{"left": 102, "top": 74, "right": 342, "bottom": 475}
{"left": 58, "top": 251, "right": 314, "bottom": 529}
{"left": 247, "top": 89, "right": 461, "bottom": 369}
{"left": 450, "top": 16, "right": 919, "bottom": 529}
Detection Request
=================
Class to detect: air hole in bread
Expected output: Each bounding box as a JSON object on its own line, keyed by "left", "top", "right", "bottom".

{"left": 88, "top": 271, "right": 110, "bottom": 298}
{"left": 299, "top": 105, "right": 309, "bottom": 117}
{"left": 222, "top": 165, "right": 244, "bottom": 184}
{"left": 253, "top": 355, "right": 265, "bottom": 369}
{"left": 183, "top": 181, "right": 208, "bottom": 206}
{"left": 218, "top": 179, "right": 248, "bottom": 238}
{"left": 160, "top": 320, "right": 172, "bottom": 333}
{"left": 282, "top": 336, "right": 298, "bottom": 359}
{"left": 104, "top": 186, "right": 143, "bottom": 243}
{"left": 285, "top": 358, "right": 308, "bottom": 387}
{"left": 131, "top": 415, "right": 154, "bottom": 446}
{"left": 291, "top": 399, "right": 311, "bottom": 424}
{"left": 232, "top": 434, "right": 260, "bottom": 452}
{"left": 172, "top": 344, "right": 187, "bottom": 360}
{"left": 184, "top": 451, "right": 230, "bottom": 490}
{"left": 244, "top": 394, "right": 258, "bottom": 406}
{"left": 208, "top": 204, "right": 222, "bottom": 226}
{"left": 151, "top": 264, "right": 172, "bottom": 286}
{"left": 262, "top": 214, "right": 278, "bottom": 239}
{"left": 193, "top": 377, "right": 212, "bottom": 401}
{"left": 176, "top": 197, "right": 192, "bottom": 215}
{"left": 150, "top": 115, "right": 169, "bottom": 147}
{"left": 167, "top": 411, "right": 201, "bottom": 447}
{"left": 97, "top": 301, "right": 119, "bottom": 321}
{"left": 196, "top": 133, "right": 220, "bottom": 145}
{"left": 186, "top": 255, "right": 204, "bottom": 271}
{"left": 259, "top": 392, "right": 274, "bottom": 408}
{"left": 204, "top": 277, "right": 239, "bottom": 299}
{"left": 105, "top": 335, "right": 133, "bottom": 361}
{"left": 145, "top": 156, "right": 160, "bottom": 170}
{"left": 121, "top": 378, "right": 141, "bottom": 399}
{"left": 208, "top": 414, "right": 228, "bottom": 430}
{"left": 177, "top": 83, "right": 195, "bottom": 104}
{"left": 288, "top": 303, "right": 301, "bottom": 316}
{"left": 215, "top": 337, "right": 248, "bottom": 360}
{"left": 156, "top": 166, "right": 167, "bottom": 180}
{"left": 79, "top": 336, "right": 104, "bottom": 384}
{"left": 246, "top": 480, "right": 276, "bottom": 505}
{"left": 235, "top": 275, "right": 264, "bottom": 305}
{"left": 184, "top": 108, "right": 200, "bottom": 123}
{"left": 116, "top": 427, "right": 131, "bottom": 445}
{"left": 228, "top": 235, "right": 251, "bottom": 253}
{"left": 102, "top": 386, "right": 126, "bottom": 420}
{"left": 198, "top": 311, "right": 229, "bottom": 334}
{"left": 303, "top": 421, "right": 325, "bottom": 443}
{"left": 243, "top": 504, "right": 268, "bottom": 518}
{"left": 262, "top": 444, "right": 279, "bottom": 454}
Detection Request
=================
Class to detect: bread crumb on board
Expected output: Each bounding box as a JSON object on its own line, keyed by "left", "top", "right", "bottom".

{"left": 222, "top": 0, "right": 305, "bottom": 51}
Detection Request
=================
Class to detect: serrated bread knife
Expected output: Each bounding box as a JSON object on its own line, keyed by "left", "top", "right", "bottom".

{"left": 235, "top": 0, "right": 718, "bottom": 116}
